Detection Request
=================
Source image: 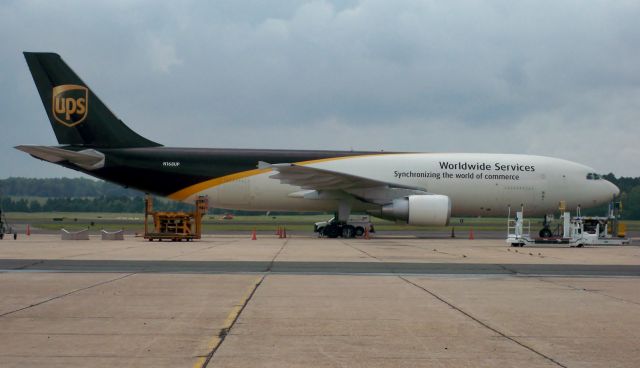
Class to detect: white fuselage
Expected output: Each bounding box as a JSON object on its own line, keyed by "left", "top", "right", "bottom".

{"left": 187, "top": 153, "right": 618, "bottom": 217}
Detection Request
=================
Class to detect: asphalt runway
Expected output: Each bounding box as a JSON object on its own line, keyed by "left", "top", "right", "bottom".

{"left": 1, "top": 235, "right": 639, "bottom": 367}
{"left": 2, "top": 259, "right": 639, "bottom": 276}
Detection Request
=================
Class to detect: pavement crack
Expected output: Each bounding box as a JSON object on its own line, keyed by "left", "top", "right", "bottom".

{"left": 12, "top": 260, "right": 44, "bottom": 270}
{"left": 200, "top": 274, "right": 266, "bottom": 368}
{"left": 535, "top": 277, "right": 640, "bottom": 307}
{"left": 341, "top": 240, "right": 383, "bottom": 262}
{"left": 399, "top": 276, "right": 568, "bottom": 368}
{"left": 61, "top": 245, "right": 143, "bottom": 260}
{"left": 161, "top": 240, "right": 238, "bottom": 261}
{"left": 498, "top": 264, "right": 517, "bottom": 275}
{"left": 0, "top": 273, "right": 136, "bottom": 318}
{"left": 267, "top": 239, "right": 288, "bottom": 272}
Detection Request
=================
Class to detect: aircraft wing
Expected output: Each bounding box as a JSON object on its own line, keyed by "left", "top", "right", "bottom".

{"left": 266, "top": 162, "right": 429, "bottom": 204}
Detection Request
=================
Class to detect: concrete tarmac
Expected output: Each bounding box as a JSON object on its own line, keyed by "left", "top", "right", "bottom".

{"left": 1, "top": 234, "right": 639, "bottom": 367}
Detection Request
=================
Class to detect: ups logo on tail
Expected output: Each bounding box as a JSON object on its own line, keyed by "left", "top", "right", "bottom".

{"left": 52, "top": 85, "right": 88, "bottom": 127}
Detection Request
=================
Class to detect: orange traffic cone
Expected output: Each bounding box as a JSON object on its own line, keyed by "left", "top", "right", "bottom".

{"left": 251, "top": 229, "right": 257, "bottom": 240}
{"left": 26, "top": 224, "right": 31, "bottom": 236}
{"left": 276, "top": 226, "right": 281, "bottom": 237}
{"left": 282, "top": 227, "right": 287, "bottom": 238}
{"left": 364, "top": 226, "right": 370, "bottom": 240}
{"left": 469, "top": 226, "right": 474, "bottom": 240}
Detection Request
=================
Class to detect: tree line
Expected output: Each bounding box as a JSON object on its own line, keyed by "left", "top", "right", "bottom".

{"left": 0, "top": 177, "right": 140, "bottom": 198}
{"left": 0, "top": 196, "right": 193, "bottom": 213}
{"left": 0, "top": 177, "right": 192, "bottom": 213}
{"left": 1, "top": 176, "right": 639, "bottom": 219}
{"left": 582, "top": 174, "right": 640, "bottom": 219}
{"left": 0, "top": 177, "right": 287, "bottom": 215}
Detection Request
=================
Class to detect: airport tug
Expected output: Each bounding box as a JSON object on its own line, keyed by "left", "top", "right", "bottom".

{"left": 507, "top": 201, "right": 631, "bottom": 247}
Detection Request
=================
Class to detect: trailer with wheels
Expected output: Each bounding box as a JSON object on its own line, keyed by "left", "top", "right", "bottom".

{"left": 506, "top": 203, "right": 631, "bottom": 247}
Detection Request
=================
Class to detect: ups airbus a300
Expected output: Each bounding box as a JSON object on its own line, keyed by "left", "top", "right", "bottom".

{"left": 17, "top": 53, "right": 619, "bottom": 238}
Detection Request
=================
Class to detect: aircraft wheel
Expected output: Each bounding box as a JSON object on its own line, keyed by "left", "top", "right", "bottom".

{"left": 0, "top": 233, "right": 3, "bottom": 240}
{"left": 342, "top": 225, "right": 355, "bottom": 238}
{"left": 316, "top": 227, "right": 325, "bottom": 237}
{"left": 355, "top": 227, "right": 365, "bottom": 237}
{"left": 539, "top": 228, "right": 553, "bottom": 238}
{"left": 323, "top": 224, "right": 341, "bottom": 238}
{"left": 13, "top": 233, "right": 17, "bottom": 240}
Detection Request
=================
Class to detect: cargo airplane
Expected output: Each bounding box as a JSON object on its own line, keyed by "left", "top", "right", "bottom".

{"left": 16, "top": 53, "right": 619, "bottom": 237}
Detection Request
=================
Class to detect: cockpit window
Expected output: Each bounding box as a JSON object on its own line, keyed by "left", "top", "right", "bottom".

{"left": 586, "top": 173, "right": 601, "bottom": 180}
{"left": 586, "top": 173, "right": 594, "bottom": 180}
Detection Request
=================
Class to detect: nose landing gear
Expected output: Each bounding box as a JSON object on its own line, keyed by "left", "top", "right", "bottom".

{"left": 539, "top": 227, "right": 553, "bottom": 238}
{"left": 539, "top": 214, "right": 553, "bottom": 238}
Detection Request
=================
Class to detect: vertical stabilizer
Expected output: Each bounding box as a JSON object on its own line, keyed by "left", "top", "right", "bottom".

{"left": 23, "top": 52, "right": 161, "bottom": 148}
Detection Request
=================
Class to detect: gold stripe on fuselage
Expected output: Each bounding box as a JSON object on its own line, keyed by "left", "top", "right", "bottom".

{"left": 168, "top": 168, "right": 271, "bottom": 201}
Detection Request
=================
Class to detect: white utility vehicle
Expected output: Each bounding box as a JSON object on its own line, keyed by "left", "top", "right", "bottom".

{"left": 314, "top": 215, "right": 374, "bottom": 238}
{"left": 0, "top": 207, "right": 17, "bottom": 240}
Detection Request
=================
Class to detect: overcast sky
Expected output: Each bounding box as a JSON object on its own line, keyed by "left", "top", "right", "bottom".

{"left": 1, "top": 0, "right": 639, "bottom": 178}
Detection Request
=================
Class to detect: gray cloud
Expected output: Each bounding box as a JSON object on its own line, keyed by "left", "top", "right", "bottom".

{"left": 1, "top": 0, "right": 639, "bottom": 177}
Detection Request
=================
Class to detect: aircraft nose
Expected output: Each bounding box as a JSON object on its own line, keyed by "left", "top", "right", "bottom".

{"left": 605, "top": 180, "right": 620, "bottom": 199}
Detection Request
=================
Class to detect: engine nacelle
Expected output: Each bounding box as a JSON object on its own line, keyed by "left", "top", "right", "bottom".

{"left": 381, "top": 195, "right": 451, "bottom": 226}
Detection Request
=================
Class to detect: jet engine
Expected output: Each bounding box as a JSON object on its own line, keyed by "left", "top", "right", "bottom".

{"left": 380, "top": 195, "right": 451, "bottom": 226}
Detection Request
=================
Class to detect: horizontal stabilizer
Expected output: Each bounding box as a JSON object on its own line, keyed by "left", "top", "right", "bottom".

{"left": 15, "top": 145, "right": 105, "bottom": 170}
